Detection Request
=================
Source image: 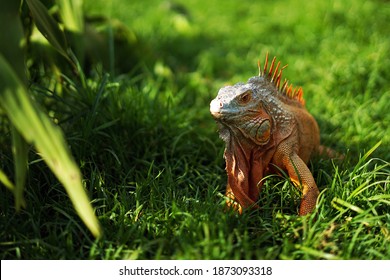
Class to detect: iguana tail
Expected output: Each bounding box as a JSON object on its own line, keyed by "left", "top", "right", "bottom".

{"left": 318, "top": 145, "right": 344, "bottom": 160}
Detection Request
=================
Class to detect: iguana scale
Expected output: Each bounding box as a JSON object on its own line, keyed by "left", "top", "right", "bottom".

{"left": 210, "top": 54, "right": 322, "bottom": 215}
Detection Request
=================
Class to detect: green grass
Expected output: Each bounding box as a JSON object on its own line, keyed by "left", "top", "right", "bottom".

{"left": 1, "top": 0, "right": 389, "bottom": 259}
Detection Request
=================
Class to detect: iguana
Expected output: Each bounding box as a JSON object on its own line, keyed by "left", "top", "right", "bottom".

{"left": 210, "top": 54, "right": 322, "bottom": 215}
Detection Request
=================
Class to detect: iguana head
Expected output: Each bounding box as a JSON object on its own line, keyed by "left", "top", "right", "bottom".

{"left": 210, "top": 54, "right": 304, "bottom": 147}
{"left": 210, "top": 76, "right": 274, "bottom": 147}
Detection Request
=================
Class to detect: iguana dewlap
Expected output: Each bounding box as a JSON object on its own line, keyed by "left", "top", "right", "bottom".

{"left": 210, "top": 54, "right": 320, "bottom": 215}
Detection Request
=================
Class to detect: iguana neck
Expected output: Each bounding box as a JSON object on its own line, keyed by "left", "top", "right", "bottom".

{"left": 224, "top": 132, "right": 268, "bottom": 208}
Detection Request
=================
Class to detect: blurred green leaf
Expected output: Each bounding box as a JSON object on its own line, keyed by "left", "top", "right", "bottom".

{"left": 57, "top": 0, "right": 85, "bottom": 66}
{"left": 0, "top": 170, "right": 15, "bottom": 192}
{"left": 26, "top": 0, "right": 71, "bottom": 62}
{"left": 0, "top": 0, "right": 25, "bottom": 82}
{"left": 0, "top": 54, "right": 101, "bottom": 237}
{"left": 11, "top": 126, "right": 28, "bottom": 210}
{"left": 57, "top": 0, "right": 84, "bottom": 33}
{"left": 0, "top": 0, "right": 28, "bottom": 210}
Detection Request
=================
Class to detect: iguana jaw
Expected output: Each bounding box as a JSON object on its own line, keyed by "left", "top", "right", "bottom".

{"left": 209, "top": 98, "right": 244, "bottom": 119}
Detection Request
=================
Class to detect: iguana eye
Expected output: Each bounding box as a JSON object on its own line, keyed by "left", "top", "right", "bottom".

{"left": 238, "top": 90, "right": 252, "bottom": 104}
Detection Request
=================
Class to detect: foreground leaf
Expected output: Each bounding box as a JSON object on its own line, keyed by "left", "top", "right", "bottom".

{"left": 26, "top": 0, "right": 71, "bottom": 62}
{"left": 0, "top": 54, "right": 101, "bottom": 238}
{"left": 0, "top": 170, "right": 15, "bottom": 192}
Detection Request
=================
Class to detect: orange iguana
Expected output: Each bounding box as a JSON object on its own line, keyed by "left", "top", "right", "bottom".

{"left": 210, "top": 54, "right": 322, "bottom": 215}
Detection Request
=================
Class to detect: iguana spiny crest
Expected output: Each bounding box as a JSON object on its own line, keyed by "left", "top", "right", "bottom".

{"left": 210, "top": 53, "right": 321, "bottom": 215}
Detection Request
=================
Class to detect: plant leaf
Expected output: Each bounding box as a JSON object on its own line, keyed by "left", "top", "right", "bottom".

{"left": 56, "top": 0, "right": 85, "bottom": 66}
{"left": 56, "top": 0, "right": 84, "bottom": 33}
{"left": 0, "top": 0, "right": 25, "bottom": 82}
{"left": 26, "top": 0, "right": 71, "bottom": 62}
{"left": 0, "top": 54, "right": 102, "bottom": 238}
{"left": 0, "top": 170, "right": 15, "bottom": 191}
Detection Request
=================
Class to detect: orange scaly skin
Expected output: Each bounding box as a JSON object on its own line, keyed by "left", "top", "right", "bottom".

{"left": 210, "top": 54, "right": 320, "bottom": 215}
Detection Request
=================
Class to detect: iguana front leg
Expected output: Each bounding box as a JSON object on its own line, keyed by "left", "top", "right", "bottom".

{"left": 283, "top": 153, "right": 319, "bottom": 215}
{"left": 273, "top": 141, "right": 319, "bottom": 216}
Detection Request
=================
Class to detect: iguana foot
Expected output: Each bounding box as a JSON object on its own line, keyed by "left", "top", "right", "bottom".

{"left": 298, "top": 186, "right": 319, "bottom": 215}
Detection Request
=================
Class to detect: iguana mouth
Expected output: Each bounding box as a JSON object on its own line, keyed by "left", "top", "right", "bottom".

{"left": 210, "top": 98, "right": 242, "bottom": 119}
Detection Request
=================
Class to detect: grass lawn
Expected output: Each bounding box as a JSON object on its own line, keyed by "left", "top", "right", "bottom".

{"left": 0, "top": 0, "right": 389, "bottom": 259}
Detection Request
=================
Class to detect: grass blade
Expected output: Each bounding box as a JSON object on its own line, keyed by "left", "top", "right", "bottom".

{"left": 368, "top": 194, "right": 390, "bottom": 204}
{"left": 11, "top": 126, "right": 28, "bottom": 210}
{"left": 331, "top": 197, "right": 364, "bottom": 214}
{"left": 351, "top": 141, "right": 382, "bottom": 176}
